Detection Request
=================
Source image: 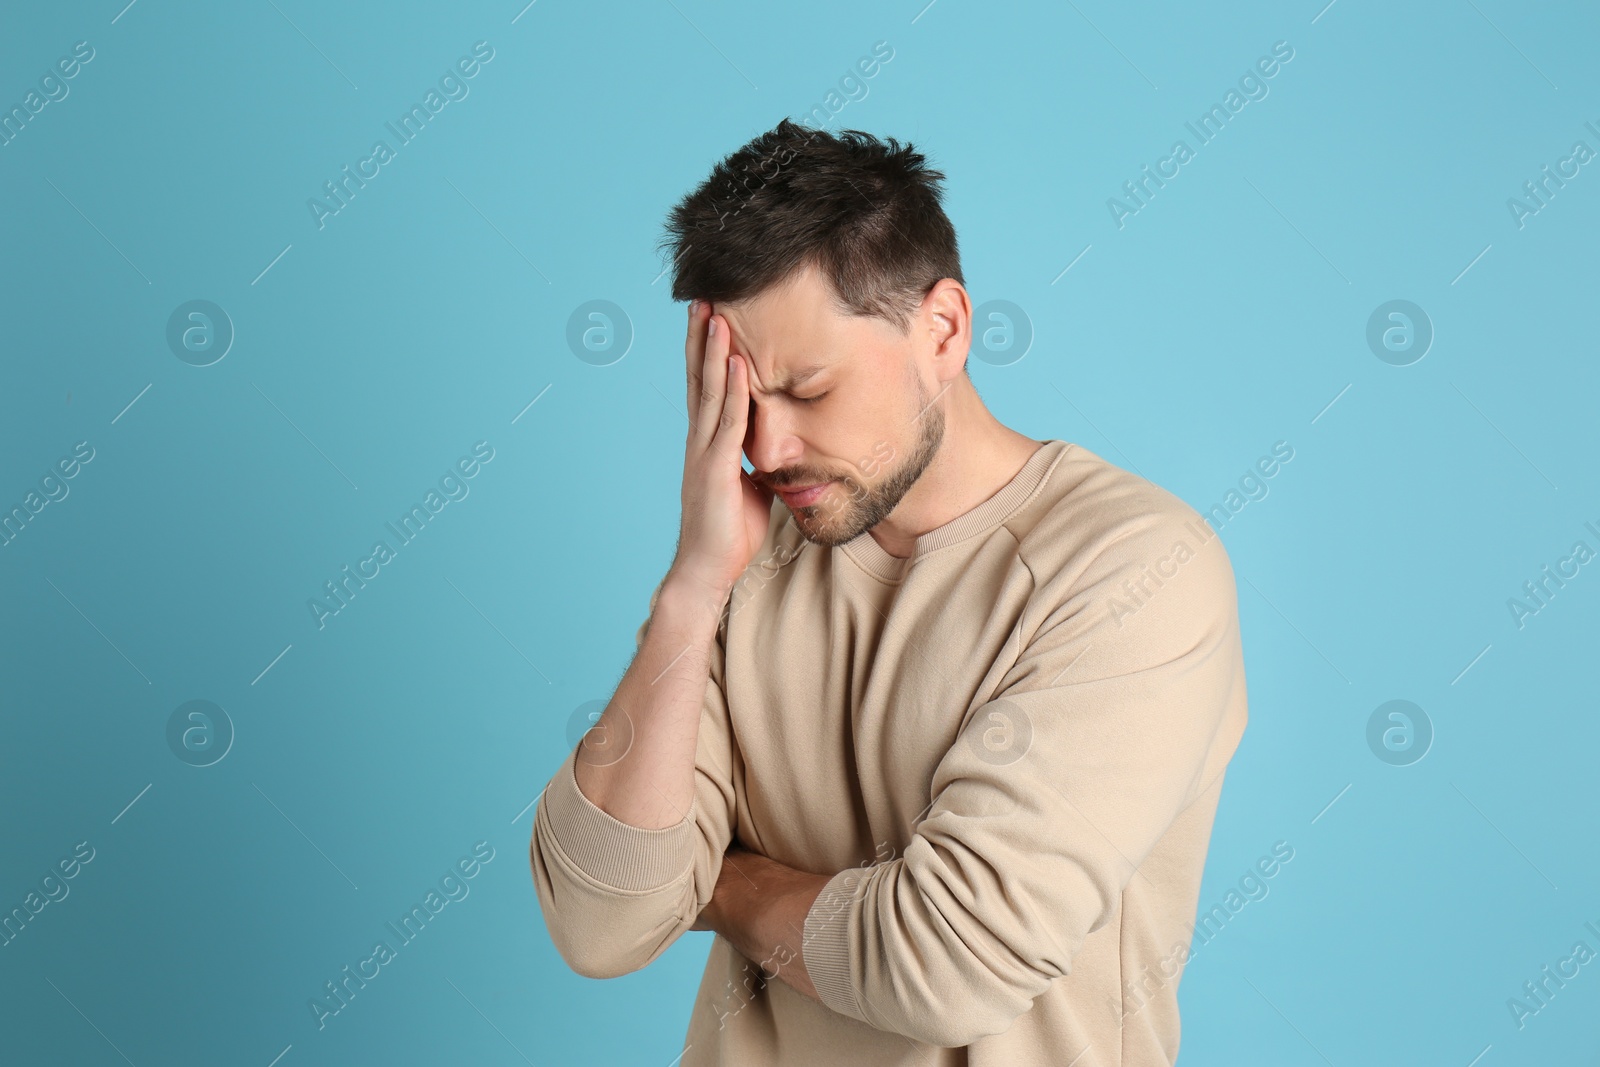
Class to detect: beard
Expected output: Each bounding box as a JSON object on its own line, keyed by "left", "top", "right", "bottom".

{"left": 789, "top": 373, "right": 946, "bottom": 547}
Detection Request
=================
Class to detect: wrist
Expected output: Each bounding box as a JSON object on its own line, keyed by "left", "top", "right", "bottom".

{"left": 660, "top": 568, "right": 732, "bottom": 623}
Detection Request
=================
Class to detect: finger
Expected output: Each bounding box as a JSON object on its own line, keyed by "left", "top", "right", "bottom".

{"left": 695, "top": 311, "right": 730, "bottom": 451}
{"left": 715, "top": 350, "right": 748, "bottom": 458}
{"left": 684, "top": 299, "right": 707, "bottom": 435}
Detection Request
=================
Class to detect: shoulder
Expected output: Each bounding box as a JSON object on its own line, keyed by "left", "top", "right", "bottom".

{"left": 1006, "top": 444, "right": 1212, "bottom": 556}
{"left": 1009, "top": 444, "right": 1239, "bottom": 637}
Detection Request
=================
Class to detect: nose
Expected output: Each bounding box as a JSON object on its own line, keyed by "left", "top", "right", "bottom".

{"left": 742, "top": 395, "right": 804, "bottom": 483}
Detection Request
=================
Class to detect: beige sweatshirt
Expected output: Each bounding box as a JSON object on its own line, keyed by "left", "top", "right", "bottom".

{"left": 530, "top": 438, "right": 1249, "bottom": 1065}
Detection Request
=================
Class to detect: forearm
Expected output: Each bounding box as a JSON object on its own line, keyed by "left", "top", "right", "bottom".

{"left": 707, "top": 847, "right": 832, "bottom": 1002}
{"left": 573, "top": 573, "right": 725, "bottom": 829}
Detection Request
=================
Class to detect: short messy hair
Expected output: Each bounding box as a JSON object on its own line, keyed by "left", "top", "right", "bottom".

{"left": 656, "top": 117, "right": 965, "bottom": 335}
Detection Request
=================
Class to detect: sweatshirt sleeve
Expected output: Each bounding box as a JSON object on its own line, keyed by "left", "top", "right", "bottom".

{"left": 800, "top": 506, "right": 1246, "bottom": 1047}
{"left": 529, "top": 576, "right": 738, "bottom": 980}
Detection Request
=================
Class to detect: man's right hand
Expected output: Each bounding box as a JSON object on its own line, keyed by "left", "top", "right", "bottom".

{"left": 668, "top": 300, "right": 775, "bottom": 609}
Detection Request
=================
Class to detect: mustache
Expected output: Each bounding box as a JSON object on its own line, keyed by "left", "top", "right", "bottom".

{"left": 763, "top": 473, "right": 838, "bottom": 490}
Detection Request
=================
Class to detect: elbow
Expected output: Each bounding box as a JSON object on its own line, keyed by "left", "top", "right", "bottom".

{"left": 528, "top": 817, "right": 697, "bottom": 981}
{"left": 535, "top": 883, "right": 688, "bottom": 981}
{"left": 538, "top": 903, "right": 664, "bottom": 981}
{"left": 541, "top": 910, "right": 662, "bottom": 980}
{"left": 555, "top": 938, "right": 645, "bottom": 981}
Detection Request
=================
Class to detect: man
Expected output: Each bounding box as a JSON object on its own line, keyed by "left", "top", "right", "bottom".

{"left": 530, "top": 118, "right": 1248, "bottom": 1065}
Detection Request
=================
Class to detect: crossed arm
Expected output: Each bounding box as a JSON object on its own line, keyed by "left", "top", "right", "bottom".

{"left": 692, "top": 845, "right": 832, "bottom": 1002}
{"left": 536, "top": 504, "right": 1245, "bottom": 1048}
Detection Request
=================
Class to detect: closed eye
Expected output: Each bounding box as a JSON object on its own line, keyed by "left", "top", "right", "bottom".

{"left": 794, "top": 391, "right": 827, "bottom": 404}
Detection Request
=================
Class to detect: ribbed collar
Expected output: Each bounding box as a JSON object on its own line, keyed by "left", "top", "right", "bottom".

{"left": 839, "top": 439, "right": 1073, "bottom": 582}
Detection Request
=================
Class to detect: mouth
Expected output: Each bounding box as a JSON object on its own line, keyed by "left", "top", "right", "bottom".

{"left": 775, "top": 481, "right": 833, "bottom": 507}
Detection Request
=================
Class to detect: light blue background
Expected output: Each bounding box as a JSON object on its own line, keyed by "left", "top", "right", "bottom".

{"left": 2, "top": 1, "right": 1597, "bottom": 1064}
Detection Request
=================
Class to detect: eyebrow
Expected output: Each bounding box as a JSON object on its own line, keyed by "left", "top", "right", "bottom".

{"left": 762, "top": 363, "right": 829, "bottom": 394}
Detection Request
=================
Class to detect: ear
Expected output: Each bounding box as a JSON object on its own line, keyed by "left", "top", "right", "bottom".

{"left": 922, "top": 279, "right": 971, "bottom": 384}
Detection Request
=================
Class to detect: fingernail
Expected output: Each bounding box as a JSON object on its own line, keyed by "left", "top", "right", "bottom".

{"left": 708, "top": 317, "right": 718, "bottom": 337}
{"left": 728, "top": 356, "right": 736, "bottom": 375}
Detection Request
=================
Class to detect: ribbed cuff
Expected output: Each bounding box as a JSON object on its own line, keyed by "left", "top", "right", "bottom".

{"left": 539, "top": 749, "right": 697, "bottom": 892}
{"left": 803, "top": 865, "right": 871, "bottom": 1023}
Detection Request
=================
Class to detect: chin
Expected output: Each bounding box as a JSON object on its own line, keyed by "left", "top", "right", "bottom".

{"left": 791, "top": 515, "right": 834, "bottom": 545}
{"left": 796, "top": 504, "right": 876, "bottom": 548}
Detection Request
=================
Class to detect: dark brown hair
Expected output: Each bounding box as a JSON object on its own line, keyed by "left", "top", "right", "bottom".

{"left": 657, "top": 118, "right": 964, "bottom": 335}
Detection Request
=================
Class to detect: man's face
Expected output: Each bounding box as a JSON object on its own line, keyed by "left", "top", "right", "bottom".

{"left": 717, "top": 263, "right": 947, "bottom": 547}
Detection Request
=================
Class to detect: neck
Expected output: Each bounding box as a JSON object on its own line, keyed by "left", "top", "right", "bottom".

{"left": 868, "top": 378, "right": 1041, "bottom": 559}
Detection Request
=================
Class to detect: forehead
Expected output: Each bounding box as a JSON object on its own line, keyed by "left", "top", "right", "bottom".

{"left": 720, "top": 266, "right": 853, "bottom": 393}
